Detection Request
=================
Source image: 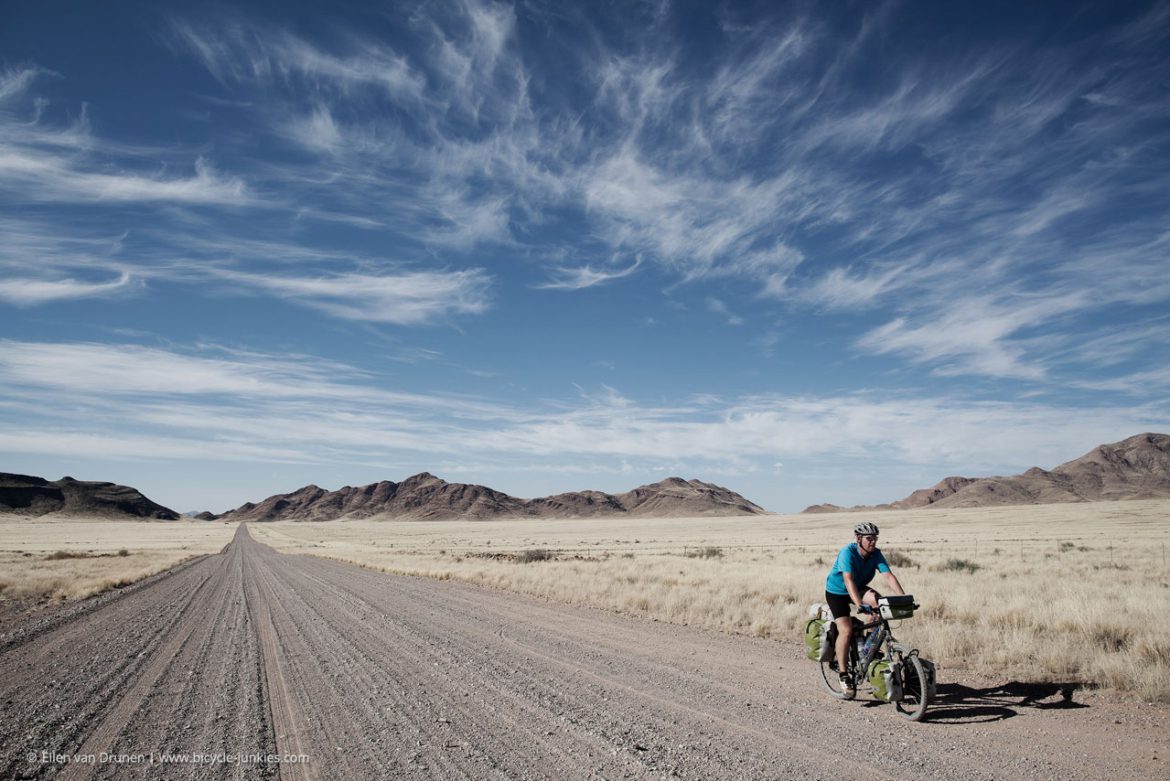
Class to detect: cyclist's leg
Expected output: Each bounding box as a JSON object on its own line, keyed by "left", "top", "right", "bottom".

{"left": 834, "top": 615, "right": 853, "bottom": 669}
{"left": 833, "top": 616, "right": 856, "bottom": 697}
{"left": 825, "top": 591, "right": 855, "bottom": 690}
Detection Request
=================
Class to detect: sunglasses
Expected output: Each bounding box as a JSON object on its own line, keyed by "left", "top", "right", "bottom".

{"left": 860, "top": 535, "right": 878, "bottom": 541}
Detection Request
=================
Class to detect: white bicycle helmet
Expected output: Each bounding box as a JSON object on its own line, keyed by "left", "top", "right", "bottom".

{"left": 853, "top": 521, "right": 879, "bottom": 536}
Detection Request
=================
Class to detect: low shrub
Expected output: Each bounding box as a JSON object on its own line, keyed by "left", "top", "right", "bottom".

{"left": 884, "top": 550, "right": 917, "bottom": 568}
{"left": 517, "top": 548, "right": 554, "bottom": 563}
{"left": 46, "top": 550, "right": 91, "bottom": 560}
{"left": 935, "top": 558, "right": 980, "bottom": 574}
{"left": 686, "top": 546, "right": 723, "bottom": 559}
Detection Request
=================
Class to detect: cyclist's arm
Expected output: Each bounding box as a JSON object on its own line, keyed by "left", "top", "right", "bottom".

{"left": 882, "top": 569, "right": 906, "bottom": 596}
{"left": 841, "top": 571, "right": 864, "bottom": 607}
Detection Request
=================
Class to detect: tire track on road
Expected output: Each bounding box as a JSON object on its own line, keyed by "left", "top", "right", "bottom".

{"left": 57, "top": 547, "right": 236, "bottom": 781}
{"left": 241, "top": 527, "right": 313, "bottom": 781}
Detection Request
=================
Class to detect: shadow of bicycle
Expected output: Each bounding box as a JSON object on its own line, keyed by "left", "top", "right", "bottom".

{"left": 922, "top": 680, "right": 1089, "bottom": 724}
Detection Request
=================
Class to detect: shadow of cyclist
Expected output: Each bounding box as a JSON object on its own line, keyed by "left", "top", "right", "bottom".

{"left": 922, "top": 680, "right": 1088, "bottom": 723}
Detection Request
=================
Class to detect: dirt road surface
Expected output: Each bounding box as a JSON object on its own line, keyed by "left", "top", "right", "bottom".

{"left": 1, "top": 526, "right": 1164, "bottom": 780}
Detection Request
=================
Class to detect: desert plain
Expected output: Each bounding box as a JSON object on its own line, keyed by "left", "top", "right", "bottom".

{"left": 1, "top": 501, "right": 1167, "bottom": 780}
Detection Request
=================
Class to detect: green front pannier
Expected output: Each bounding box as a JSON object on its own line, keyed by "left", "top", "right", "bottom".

{"left": 867, "top": 659, "right": 903, "bottom": 702}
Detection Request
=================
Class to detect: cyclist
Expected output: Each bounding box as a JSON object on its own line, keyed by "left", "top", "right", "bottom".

{"left": 824, "top": 521, "right": 906, "bottom": 698}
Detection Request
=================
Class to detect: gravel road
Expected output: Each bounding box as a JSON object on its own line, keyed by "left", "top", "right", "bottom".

{"left": 1, "top": 525, "right": 1164, "bottom": 780}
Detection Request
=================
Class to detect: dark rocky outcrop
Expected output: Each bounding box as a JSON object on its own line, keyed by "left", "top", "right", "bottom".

{"left": 0, "top": 472, "right": 179, "bottom": 519}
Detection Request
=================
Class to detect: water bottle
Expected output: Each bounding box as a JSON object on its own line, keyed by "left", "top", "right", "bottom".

{"left": 859, "top": 625, "right": 885, "bottom": 669}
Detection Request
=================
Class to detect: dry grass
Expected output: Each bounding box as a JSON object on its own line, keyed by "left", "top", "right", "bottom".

{"left": 249, "top": 499, "right": 1170, "bottom": 702}
{"left": 0, "top": 517, "right": 237, "bottom": 603}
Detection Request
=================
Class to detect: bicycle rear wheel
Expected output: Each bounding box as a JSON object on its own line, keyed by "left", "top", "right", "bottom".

{"left": 819, "top": 639, "right": 859, "bottom": 699}
{"left": 894, "top": 654, "right": 930, "bottom": 721}
{"left": 819, "top": 659, "right": 848, "bottom": 698}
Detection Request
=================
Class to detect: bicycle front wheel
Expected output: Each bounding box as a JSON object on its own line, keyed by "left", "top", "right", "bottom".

{"left": 894, "top": 654, "right": 930, "bottom": 721}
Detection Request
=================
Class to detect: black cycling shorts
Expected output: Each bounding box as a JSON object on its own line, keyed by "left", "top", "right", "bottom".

{"left": 825, "top": 587, "right": 881, "bottom": 620}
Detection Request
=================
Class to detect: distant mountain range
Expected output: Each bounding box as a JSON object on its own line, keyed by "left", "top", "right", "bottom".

{"left": 206, "top": 473, "right": 767, "bottom": 521}
{"left": 0, "top": 470, "right": 764, "bottom": 520}
{"left": 8, "top": 432, "right": 1166, "bottom": 521}
{"left": 803, "top": 432, "right": 1170, "bottom": 513}
{"left": 0, "top": 473, "right": 179, "bottom": 519}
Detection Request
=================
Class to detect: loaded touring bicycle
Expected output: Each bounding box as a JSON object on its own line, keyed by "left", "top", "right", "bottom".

{"left": 804, "top": 594, "right": 936, "bottom": 721}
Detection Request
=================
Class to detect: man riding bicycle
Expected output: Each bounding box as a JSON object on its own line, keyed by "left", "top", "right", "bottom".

{"left": 825, "top": 522, "right": 906, "bottom": 698}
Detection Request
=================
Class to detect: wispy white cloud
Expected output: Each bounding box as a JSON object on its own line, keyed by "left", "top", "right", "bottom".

{"left": 214, "top": 268, "right": 492, "bottom": 325}
{"left": 857, "top": 291, "right": 1093, "bottom": 380}
{"left": 536, "top": 258, "right": 641, "bottom": 290}
{"left": 0, "top": 153, "right": 250, "bottom": 204}
{"left": 0, "top": 66, "right": 52, "bottom": 104}
{"left": 705, "top": 297, "right": 744, "bottom": 326}
{"left": 0, "top": 341, "right": 373, "bottom": 399}
{"left": 0, "top": 429, "right": 308, "bottom": 463}
{"left": 0, "top": 68, "right": 251, "bottom": 206}
{"left": 802, "top": 263, "right": 910, "bottom": 309}
{"left": 1073, "top": 366, "right": 1170, "bottom": 396}
{"left": 169, "top": 21, "right": 425, "bottom": 99}
{"left": 283, "top": 106, "right": 343, "bottom": 152}
{"left": 581, "top": 149, "right": 810, "bottom": 288}
{"left": 1054, "top": 319, "right": 1170, "bottom": 368}
{"left": 0, "top": 271, "right": 132, "bottom": 305}
{"left": 0, "top": 341, "right": 517, "bottom": 420}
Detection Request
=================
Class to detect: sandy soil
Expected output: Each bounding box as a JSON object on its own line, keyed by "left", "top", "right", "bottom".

{"left": 1, "top": 525, "right": 1165, "bottom": 780}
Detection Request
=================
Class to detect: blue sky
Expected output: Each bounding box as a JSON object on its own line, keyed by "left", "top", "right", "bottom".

{"left": 1, "top": 0, "right": 1168, "bottom": 513}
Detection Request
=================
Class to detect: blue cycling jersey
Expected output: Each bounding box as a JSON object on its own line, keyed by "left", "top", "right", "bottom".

{"left": 825, "top": 542, "right": 890, "bottom": 595}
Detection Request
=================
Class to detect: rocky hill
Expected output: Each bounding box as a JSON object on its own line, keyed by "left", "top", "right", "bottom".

{"left": 214, "top": 473, "right": 766, "bottom": 521}
{"left": 802, "top": 432, "right": 1170, "bottom": 513}
{"left": 0, "top": 473, "right": 180, "bottom": 519}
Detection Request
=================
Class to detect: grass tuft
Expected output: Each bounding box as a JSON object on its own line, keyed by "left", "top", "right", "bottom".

{"left": 935, "top": 558, "right": 980, "bottom": 573}
{"left": 884, "top": 550, "right": 917, "bottom": 568}
{"left": 46, "top": 550, "right": 91, "bottom": 560}
{"left": 1092, "top": 624, "right": 1133, "bottom": 652}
